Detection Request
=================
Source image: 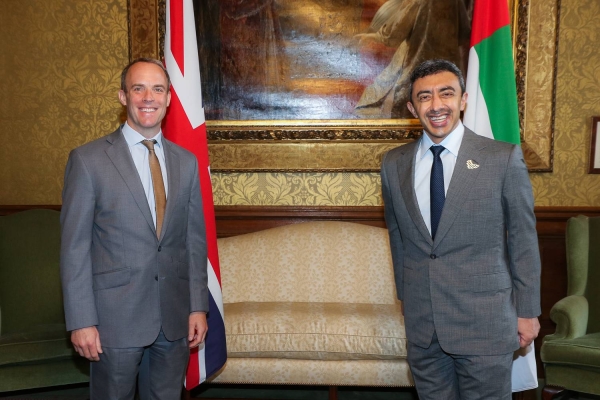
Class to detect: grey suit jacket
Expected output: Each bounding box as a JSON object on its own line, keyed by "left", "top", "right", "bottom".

{"left": 60, "top": 127, "right": 208, "bottom": 348}
{"left": 381, "top": 128, "right": 541, "bottom": 355}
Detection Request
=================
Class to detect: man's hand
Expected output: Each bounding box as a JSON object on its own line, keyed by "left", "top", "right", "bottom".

{"left": 71, "top": 326, "right": 102, "bottom": 361}
{"left": 188, "top": 312, "right": 208, "bottom": 348}
{"left": 517, "top": 317, "right": 540, "bottom": 348}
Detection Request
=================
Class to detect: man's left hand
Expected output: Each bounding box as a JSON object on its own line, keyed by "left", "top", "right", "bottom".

{"left": 188, "top": 312, "right": 208, "bottom": 348}
{"left": 517, "top": 317, "right": 540, "bottom": 348}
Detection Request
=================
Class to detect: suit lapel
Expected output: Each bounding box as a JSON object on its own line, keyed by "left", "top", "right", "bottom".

{"left": 397, "top": 142, "right": 433, "bottom": 245}
{"left": 160, "top": 139, "right": 180, "bottom": 242}
{"left": 433, "top": 129, "right": 485, "bottom": 247}
{"left": 105, "top": 128, "right": 156, "bottom": 236}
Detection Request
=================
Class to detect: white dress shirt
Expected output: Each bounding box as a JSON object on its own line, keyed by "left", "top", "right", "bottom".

{"left": 414, "top": 122, "right": 464, "bottom": 235}
{"left": 122, "top": 122, "right": 169, "bottom": 229}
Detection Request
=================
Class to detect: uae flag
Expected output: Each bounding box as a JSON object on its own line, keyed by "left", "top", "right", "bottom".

{"left": 463, "top": 0, "right": 520, "bottom": 144}
{"left": 464, "top": 0, "right": 537, "bottom": 392}
{"left": 163, "top": 0, "right": 227, "bottom": 388}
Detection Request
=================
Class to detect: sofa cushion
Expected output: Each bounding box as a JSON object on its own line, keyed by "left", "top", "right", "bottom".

{"left": 0, "top": 324, "right": 76, "bottom": 366}
{"left": 225, "top": 302, "right": 406, "bottom": 361}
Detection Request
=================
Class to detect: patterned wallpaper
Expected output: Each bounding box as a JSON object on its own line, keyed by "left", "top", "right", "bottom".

{"left": 1, "top": 0, "right": 599, "bottom": 207}
{"left": 529, "top": 0, "right": 600, "bottom": 206}
{"left": 211, "top": 172, "right": 382, "bottom": 206}
{"left": 0, "top": 0, "right": 128, "bottom": 204}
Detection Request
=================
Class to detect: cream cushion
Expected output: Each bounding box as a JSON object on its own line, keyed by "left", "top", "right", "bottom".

{"left": 225, "top": 302, "right": 406, "bottom": 360}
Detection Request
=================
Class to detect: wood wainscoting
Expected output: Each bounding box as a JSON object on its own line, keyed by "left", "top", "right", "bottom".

{"left": 3, "top": 204, "right": 600, "bottom": 379}
{"left": 212, "top": 205, "right": 600, "bottom": 379}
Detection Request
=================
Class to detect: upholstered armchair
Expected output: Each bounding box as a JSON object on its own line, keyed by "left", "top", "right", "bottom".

{"left": 0, "top": 209, "right": 89, "bottom": 392}
{"left": 541, "top": 215, "right": 600, "bottom": 399}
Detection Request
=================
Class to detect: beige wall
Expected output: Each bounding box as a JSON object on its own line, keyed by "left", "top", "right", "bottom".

{"left": 1, "top": 0, "right": 599, "bottom": 207}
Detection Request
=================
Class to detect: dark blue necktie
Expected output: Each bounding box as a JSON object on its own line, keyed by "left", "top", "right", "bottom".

{"left": 430, "top": 145, "right": 446, "bottom": 240}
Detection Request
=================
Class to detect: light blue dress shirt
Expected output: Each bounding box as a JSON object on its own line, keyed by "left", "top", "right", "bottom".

{"left": 414, "top": 122, "right": 465, "bottom": 235}
{"left": 122, "top": 122, "right": 169, "bottom": 229}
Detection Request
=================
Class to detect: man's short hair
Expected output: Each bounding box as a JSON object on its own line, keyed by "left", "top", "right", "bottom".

{"left": 120, "top": 58, "right": 171, "bottom": 92}
{"left": 409, "top": 59, "right": 465, "bottom": 100}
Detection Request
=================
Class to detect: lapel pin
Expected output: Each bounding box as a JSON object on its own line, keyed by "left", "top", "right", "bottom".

{"left": 466, "top": 160, "right": 480, "bottom": 169}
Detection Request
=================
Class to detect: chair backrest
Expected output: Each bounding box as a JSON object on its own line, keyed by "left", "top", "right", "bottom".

{"left": 217, "top": 221, "right": 398, "bottom": 305}
{"left": 0, "top": 209, "right": 65, "bottom": 335}
{"left": 566, "top": 215, "right": 600, "bottom": 333}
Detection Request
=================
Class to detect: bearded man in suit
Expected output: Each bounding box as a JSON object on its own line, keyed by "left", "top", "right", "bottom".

{"left": 380, "top": 59, "right": 541, "bottom": 399}
{"left": 60, "top": 58, "right": 208, "bottom": 399}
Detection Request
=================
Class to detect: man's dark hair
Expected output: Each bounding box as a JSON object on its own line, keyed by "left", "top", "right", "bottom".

{"left": 409, "top": 59, "right": 465, "bottom": 100}
{"left": 120, "top": 58, "right": 171, "bottom": 92}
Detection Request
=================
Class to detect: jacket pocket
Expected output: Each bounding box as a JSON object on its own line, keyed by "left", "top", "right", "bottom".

{"left": 93, "top": 267, "right": 131, "bottom": 290}
{"left": 470, "top": 271, "right": 512, "bottom": 292}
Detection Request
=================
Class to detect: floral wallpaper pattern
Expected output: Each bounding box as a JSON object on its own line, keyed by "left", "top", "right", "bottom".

{"left": 1, "top": 0, "right": 599, "bottom": 207}
{"left": 0, "top": 0, "right": 128, "bottom": 204}
{"left": 529, "top": 0, "right": 600, "bottom": 206}
{"left": 211, "top": 172, "right": 381, "bottom": 206}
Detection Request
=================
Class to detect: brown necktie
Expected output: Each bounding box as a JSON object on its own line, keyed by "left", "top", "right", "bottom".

{"left": 141, "top": 139, "right": 166, "bottom": 238}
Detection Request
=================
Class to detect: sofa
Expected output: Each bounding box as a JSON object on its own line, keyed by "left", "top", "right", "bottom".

{"left": 210, "top": 221, "right": 412, "bottom": 389}
{"left": 0, "top": 209, "right": 89, "bottom": 392}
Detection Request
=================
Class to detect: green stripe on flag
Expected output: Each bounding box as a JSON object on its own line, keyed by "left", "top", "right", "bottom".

{"left": 474, "top": 25, "right": 520, "bottom": 144}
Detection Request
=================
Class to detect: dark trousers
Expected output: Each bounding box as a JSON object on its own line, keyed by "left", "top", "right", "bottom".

{"left": 90, "top": 329, "right": 189, "bottom": 400}
{"left": 407, "top": 332, "right": 513, "bottom": 400}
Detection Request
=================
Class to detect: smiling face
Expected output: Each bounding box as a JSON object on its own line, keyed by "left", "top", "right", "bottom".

{"left": 406, "top": 71, "right": 467, "bottom": 144}
{"left": 118, "top": 62, "right": 171, "bottom": 138}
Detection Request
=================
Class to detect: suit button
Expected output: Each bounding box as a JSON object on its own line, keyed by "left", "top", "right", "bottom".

{"left": 430, "top": 254, "right": 437, "bottom": 259}
{"left": 158, "top": 246, "right": 162, "bottom": 252}
{"left": 154, "top": 275, "right": 158, "bottom": 281}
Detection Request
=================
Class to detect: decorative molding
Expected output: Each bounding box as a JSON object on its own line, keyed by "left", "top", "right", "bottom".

{"left": 128, "top": 0, "right": 159, "bottom": 60}
{"left": 3, "top": 204, "right": 599, "bottom": 227}
{"left": 519, "top": 0, "right": 560, "bottom": 172}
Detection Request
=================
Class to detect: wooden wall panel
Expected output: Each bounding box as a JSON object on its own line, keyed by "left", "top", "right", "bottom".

{"left": 209, "top": 205, "right": 600, "bottom": 378}
{"left": 3, "top": 205, "right": 600, "bottom": 378}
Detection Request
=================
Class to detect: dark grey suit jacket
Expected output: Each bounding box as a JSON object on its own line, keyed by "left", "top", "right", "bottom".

{"left": 381, "top": 128, "right": 541, "bottom": 355}
{"left": 60, "top": 127, "right": 208, "bottom": 348}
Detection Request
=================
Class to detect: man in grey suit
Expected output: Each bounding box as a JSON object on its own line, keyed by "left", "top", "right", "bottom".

{"left": 381, "top": 59, "right": 541, "bottom": 399}
{"left": 60, "top": 58, "right": 208, "bottom": 399}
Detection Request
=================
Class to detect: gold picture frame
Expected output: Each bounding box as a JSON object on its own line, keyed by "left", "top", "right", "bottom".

{"left": 590, "top": 116, "right": 600, "bottom": 174}
{"left": 128, "top": 0, "right": 558, "bottom": 172}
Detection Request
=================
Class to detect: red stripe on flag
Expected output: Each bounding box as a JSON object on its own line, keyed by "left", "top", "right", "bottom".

{"left": 162, "top": 89, "right": 221, "bottom": 284}
{"left": 169, "top": 0, "right": 185, "bottom": 75}
{"left": 186, "top": 347, "right": 200, "bottom": 388}
{"left": 470, "top": 0, "right": 511, "bottom": 47}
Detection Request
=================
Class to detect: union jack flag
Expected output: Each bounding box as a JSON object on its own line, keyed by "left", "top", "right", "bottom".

{"left": 163, "top": 0, "right": 227, "bottom": 388}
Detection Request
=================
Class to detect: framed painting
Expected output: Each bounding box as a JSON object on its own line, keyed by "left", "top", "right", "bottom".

{"left": 590, "top": 116, "right": 600, "bottom": 174}
{"left": 128, "top": 0, "right": 558, "bottom": 172}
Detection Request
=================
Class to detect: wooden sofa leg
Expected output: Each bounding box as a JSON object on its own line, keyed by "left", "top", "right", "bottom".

{"left": 328, "top": 386, "right": 338, "bottom": 400}
{"left": 542, "top": 385, "right": 567, "bottom": 400}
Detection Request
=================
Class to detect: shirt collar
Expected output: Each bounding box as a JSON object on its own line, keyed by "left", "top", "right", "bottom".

{"left": 417, "top": 121, "right": 464, "bottom": 160}
{"left": 121, "top": 122, "right": 164, "bottom": 149}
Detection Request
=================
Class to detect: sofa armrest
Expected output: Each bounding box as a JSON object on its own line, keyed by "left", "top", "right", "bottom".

{"left": 545, "top": 295, "right": 588, "bottom": 341}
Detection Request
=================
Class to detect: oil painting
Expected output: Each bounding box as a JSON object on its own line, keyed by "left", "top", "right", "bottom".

{"left": 128, "top": 0, "right": 558, "bottom": 171}
{"left": 194, "top": 0, "right": 473, "bottom": 121}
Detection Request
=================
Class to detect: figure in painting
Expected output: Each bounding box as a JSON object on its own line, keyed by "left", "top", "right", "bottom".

{"left": 219, "top": 0, "right": 288, "bottom": 119}
{"left": 354, "top": 0, "right": 472, "bottom": 118}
